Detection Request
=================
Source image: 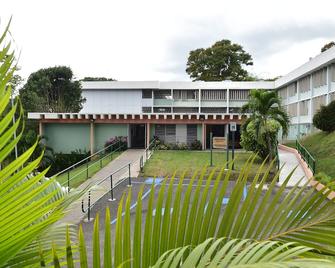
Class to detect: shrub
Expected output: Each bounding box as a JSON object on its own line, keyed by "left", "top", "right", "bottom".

{"left": 190, "top": 140, "right": 202, "bottom": 150}
{"left": 104, "top": 136, "right": 128, "bottom": 152}
{"left": 314, "top": 172, "right": 334, "bottom": 190}
{"left": 46, "top": 149, "right": 89, "bottom": 176}
{"left": 313, "top": 100, "right": 335, "bottom": 132}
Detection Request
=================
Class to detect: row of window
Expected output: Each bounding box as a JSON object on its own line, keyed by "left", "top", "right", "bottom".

{"left": 142, "top": 106, "right": 242, "bottom": 113}
{"left": 143, "top": 89, "right": 250, "bottom": 100}
{"left": 155, "top": 124, "right": 197, "bottom": 145}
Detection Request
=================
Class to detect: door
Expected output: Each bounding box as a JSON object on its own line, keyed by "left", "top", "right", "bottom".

{"left": 130, "top": 124, "right": 145, "bottom": 148}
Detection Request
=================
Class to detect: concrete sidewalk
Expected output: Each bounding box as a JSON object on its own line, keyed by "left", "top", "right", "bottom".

{"left": 278, "top": 148, "right": 308, "bottom": 187}
{"left": 60, "top": 149, "right": 148, "bottom": 224}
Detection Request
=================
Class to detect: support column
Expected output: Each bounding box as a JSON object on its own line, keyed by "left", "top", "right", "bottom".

{"left": 146, "top": 122, "right": 150, "bottom": 148}
{"left": 38, "top": 121, "right": 43, "bottom": 136}
{"left": 202, "top": 122, "right": 206, "bottom": 150}
{"left": 90, "top": 121, "right": 95, "bottom": 155}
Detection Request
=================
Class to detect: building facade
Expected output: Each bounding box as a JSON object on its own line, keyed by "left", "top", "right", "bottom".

{"left": 28, "top": 47, "right": 335, "bottom": 154}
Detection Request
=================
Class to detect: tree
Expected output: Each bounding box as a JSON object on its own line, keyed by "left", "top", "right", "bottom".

{"left": 313, "top": 100, "right": 335, "bottom": 132}
{"left": 186, "top": 39, "right": 253, "bottom": 81}
{"left": 20, "top": 66, "right": 86, "bottom": 113}
{"left": 321, "top": 41, "right": 335, "bottom": 52}
{"left": 82, "top": 77, "right": 116, "bottom": 81}
{"left": 241, "top": 89, "right": 290, "bottom": 162}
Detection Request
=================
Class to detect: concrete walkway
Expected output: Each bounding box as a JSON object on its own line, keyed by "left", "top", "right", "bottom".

{"left": 60, "top": 149, "right": 147, "bottom": 224}
{"left": 278, "top": 148, "right": 308, "bottom": 187}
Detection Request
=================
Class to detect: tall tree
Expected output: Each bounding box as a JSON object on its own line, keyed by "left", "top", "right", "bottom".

{"left": 241, "top": 90, "right": 290, "bottom": 162}
{"left": 186, "top": 39, "right": 253, "bottom": 81}
{"left": 321, "top": 41, "right": 335, "bottom": 52}
{"left": 20, "top": 66, "right": 85, "bottom": 112}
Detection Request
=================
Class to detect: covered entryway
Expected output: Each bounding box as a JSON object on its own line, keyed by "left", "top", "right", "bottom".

{"left": 206, "top": 124, "right": 226, "bottom": 149}
{"left": 130, "top": 124, "right": 146, "bottom": 148}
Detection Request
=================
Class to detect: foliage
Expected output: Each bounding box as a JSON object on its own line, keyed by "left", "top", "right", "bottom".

{"left": 0, "top": 20, "right": 78, "bottom": 267}
{"left": 313, "top": 100, "right": 335, "bottom": 132}
{"left": 298, "top": 131, "right": 335, "bottom": 178}
{"left": 190, "top": 139, "right": 202, "bottom": 150}
{"left": 20, "top": 66, "right": 86, "bottom": 113}
{"left": 81, "top": 77, "right": 116, "bottom": 81}
{"left": 153, "top": 238, "right": 335, "bottom": 267}
{"left": 46, "top": 149, "right": 90, "bottom": 176}
{"left": 321, "top": 41, "right": 335, "bottom": 52}
{"left": 186, "top": 39, "right": 253, "bottom": 81}
{"left": 104, "top": 136, "right": 128, "bottom": 152}
{"left": 241, "top": 89, "right": 290, "bottom": 161}
{"left": 241, "top": 120, "right": 280, "bottom": 159}
{"left": 57, "top": 158, "right": 335, "bottom": 267}
{"left": 314, "top": 172, "right": 334, "bottom": 190}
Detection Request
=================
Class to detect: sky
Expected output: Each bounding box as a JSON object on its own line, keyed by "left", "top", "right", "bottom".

{"left": 2, "top": 0, "right": 335, "bottom": 82}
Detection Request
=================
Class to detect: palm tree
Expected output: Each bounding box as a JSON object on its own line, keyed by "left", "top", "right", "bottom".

{"left": 241, "top": 89, "right": 290, "bottom": 162}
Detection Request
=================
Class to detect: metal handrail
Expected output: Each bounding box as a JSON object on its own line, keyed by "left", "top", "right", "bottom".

{"left": 61, "top": 144, "right": 124, "bottom": 189}
{"left": 81, "top": 138, "right": 157, "bottom": 221}
{"left": 296, "top": 139, "right": 316, "bottom": 174}
{"left": 56, "top": 140, "right": 121, "bottom": 176}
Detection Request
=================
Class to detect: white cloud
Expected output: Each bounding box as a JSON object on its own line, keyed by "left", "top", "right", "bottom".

{"left": 2, "top": 0, "right": 335, "bottom": 81}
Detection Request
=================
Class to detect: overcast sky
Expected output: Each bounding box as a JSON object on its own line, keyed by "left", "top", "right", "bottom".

{"left": 2, "top": 0, "right": 335, "bottom": 82}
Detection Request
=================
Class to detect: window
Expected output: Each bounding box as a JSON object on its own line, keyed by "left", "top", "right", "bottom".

{"left": 173, "top": 90, "right": 198, "bottom": 100}
{"left": 278, "top": 88, "right": 287, "bottom": 100}
{"left": 154, "top": 90, "right": 172, "bottom": 99}
{"left": 142, "top": 89, "right": 152, "bottom": 98}
{"left": 201, "top": 90, "right": 226, "bottom": 100}
{"left": 299, "top": 76, "right": 310, "bottom": 93}
{"left": 313, "top": 95, "right": 327, "bottom": 113}
{"left": 142, "top": 107, "right": 152, "bottom": 113}
{"left": 312, "top": 68, "right": 327, "bottom": 88}
{"left": 153, "top": 107, "right": 171, "bottom": 113}
{"left": 201, "top": 107, "right": 227, "bottom": 113}
{"left": 173, "top": 107, "right": 198, "bottom": 113}
{"left": 288, "top": 103, "right": 298, "bottom": 117}
{"left": 187, "top": 125, "right": 197, "bottom": 145}
{"left": 288, "top": 82, "right": 297, "bottom": 97}
{"left": 331, "top": 64, "right": 335, "bottom": 82}
{"left": 299, "top": 100, "right": 309, "bottom": 116}
{"left": 229, "top": 90, "right": 250, "bottom": 100}
{"left": 229, "top": 107, "right": 242, "bottom": 113}
{"left": 155, "top": 124, "right": 176, "bottom": 143}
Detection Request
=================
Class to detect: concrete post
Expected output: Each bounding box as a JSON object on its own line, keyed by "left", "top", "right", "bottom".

{"left": 202, "top": 123, "right": 206, "bottom": 150}
{"left": 38, "top": 121, "right": 43, "bottom": 136}
{"left": 90, "top": 121, "right": 95, "bottom": 155}
{"left": 146, "top": 122, "right": 150, "bottom": 148}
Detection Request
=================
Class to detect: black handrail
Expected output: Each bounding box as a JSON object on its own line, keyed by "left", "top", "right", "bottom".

{"left": 296, "top": 139, "right": 316, "bottom": 174}
{"left": 81, "top": 138, "right": 157, "bottom": 221}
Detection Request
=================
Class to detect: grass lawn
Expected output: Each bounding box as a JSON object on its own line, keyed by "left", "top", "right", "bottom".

{"left": 297, "top": 131, "right": 335, "bottom": 178}
{"left": 141, "top": 150, "right": 270, "bottom": 180}
{"left": 56, "top": 151, "right": 122, "bottom": 188}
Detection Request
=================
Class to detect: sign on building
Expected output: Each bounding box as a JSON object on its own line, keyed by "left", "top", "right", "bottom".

{"left": 230, "top": 122, "right": 237, "bottom": 132}
{"left": 213, "top": 137, "right": 226, "bottom": 149}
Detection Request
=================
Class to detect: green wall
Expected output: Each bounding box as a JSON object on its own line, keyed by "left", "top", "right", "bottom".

{"left": 197, "top": 124, "right": 202, "bottom": 141}
{"left": 150, "top": 124, "right": 155, "bottom": 139}
{"left": 95, "top": 124, "right": 128, "bottom": 150}
{"left": 44, "top": 123, "right": 90, "bottom": 153}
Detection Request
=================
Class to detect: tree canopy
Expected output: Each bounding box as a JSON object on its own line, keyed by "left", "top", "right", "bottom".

{"left": 20, "top": 66, "right": 85, "bottom": 112}
{"left": 321, "top": 41, "right": 335, "bottom": 53}
{"left": 186, "top": 39, "right": 253, "bottom": 81}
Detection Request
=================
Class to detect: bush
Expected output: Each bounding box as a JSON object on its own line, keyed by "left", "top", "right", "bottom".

{"left": 47, "top": 149, "right": 89, "bottom": 176}
{"left": 314, "top": 172, "right": 334, "bottom": 189}
{"left": 313, "top": 100, "right": 335, "bottom": 132}
{"left": 104, "top": 136, "right": 128, "bottom": 152}
{"left": 240, "top": 120, "right": 279, "bottom": 159}
{"left": 190, "top": 140, "right": 202, "bottom": 150}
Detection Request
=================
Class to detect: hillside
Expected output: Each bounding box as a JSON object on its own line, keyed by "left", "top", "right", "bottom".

{"left": 299, "top": 131, "right": 335, "bottom": 178}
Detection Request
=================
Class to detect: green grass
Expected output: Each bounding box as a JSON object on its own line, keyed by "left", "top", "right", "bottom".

{"left": 56, "top": 151, "right": 122, "bottom": 188}
{"left": 297, "top": 131, "right": 335, "bottom": 178}
{"left": 141, "top": 150, "right": 269, "bottom": 179}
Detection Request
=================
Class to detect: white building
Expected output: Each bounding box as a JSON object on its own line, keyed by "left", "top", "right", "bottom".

{"left": 28, "top": 46, "right": 335, "bottom": 153}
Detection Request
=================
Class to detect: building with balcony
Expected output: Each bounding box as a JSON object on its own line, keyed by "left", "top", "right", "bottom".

{"left": 28, "top": 46, "right": 335, "bottom": 153}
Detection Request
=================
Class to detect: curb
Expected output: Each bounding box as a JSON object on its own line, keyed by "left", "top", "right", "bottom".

{"left": 279, "top": 144, "right": 335, "bottom": 201}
